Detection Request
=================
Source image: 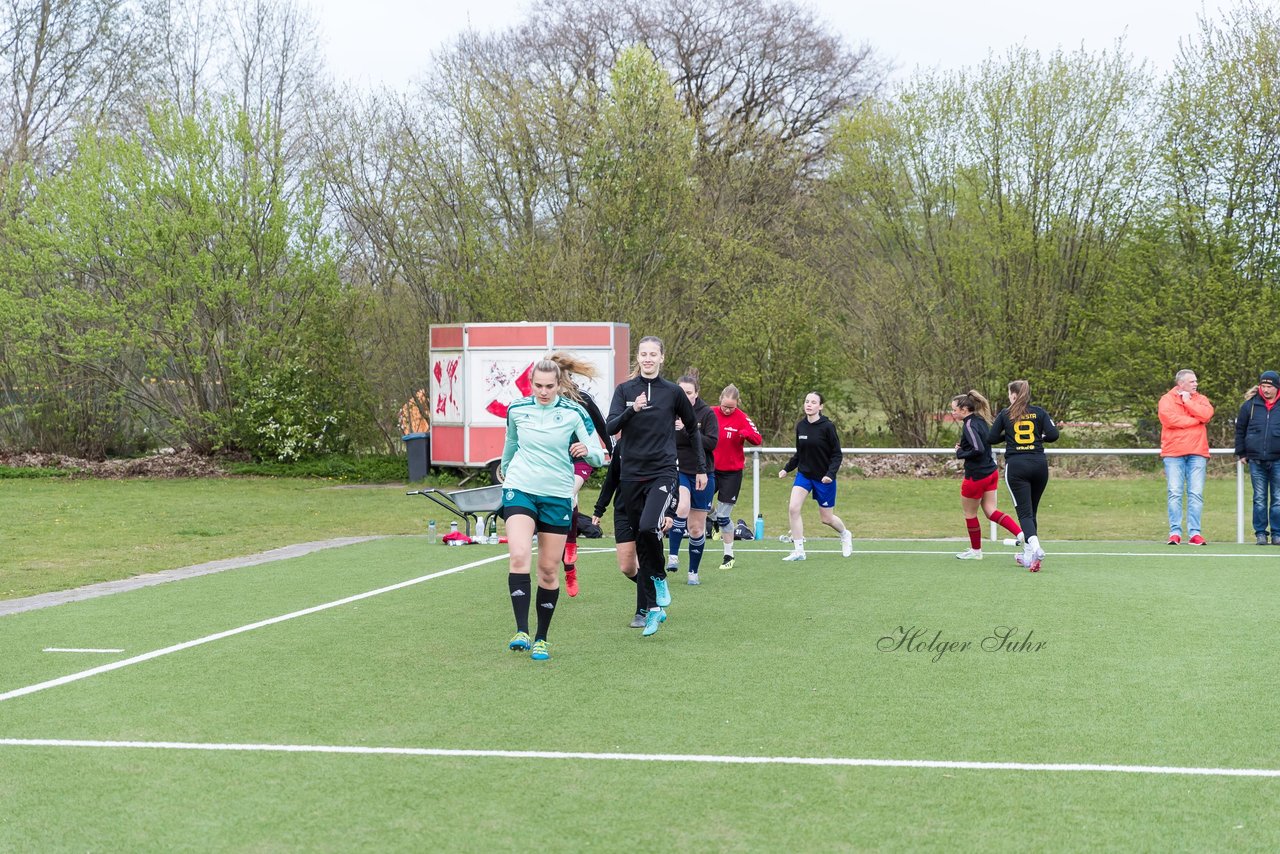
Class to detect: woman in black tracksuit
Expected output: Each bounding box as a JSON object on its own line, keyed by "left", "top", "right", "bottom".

{"left": 986, "top": 379, "right": 1060, "bottom": 572}
{"left": 605, "top": 336, "right": 705, "bottom": 638}
{"left": 593, "top": 440, "right": 676, "bottom": 628}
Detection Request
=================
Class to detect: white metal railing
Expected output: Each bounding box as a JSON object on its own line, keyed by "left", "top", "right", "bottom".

{"left": 747, "top": 447, "right": 1249, "bottom": 544}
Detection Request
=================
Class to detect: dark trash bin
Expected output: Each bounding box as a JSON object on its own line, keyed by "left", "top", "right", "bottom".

{"left": 402, "top": 432, "right": 430, "bottom": 482}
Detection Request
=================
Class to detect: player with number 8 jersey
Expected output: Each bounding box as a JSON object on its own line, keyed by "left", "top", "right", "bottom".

{"left": 987, "top": 379, "right": 1060, "bottom": 571}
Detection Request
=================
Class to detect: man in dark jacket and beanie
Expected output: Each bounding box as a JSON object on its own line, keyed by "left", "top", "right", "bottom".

{"left": 1235, "top": 370, "right": 1280, "bottom": 545}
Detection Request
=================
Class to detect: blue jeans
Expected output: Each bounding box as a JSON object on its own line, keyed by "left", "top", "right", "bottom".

{"left": 1164, "top": 455, "right": 1207, "bottom": 537}
{"left": 1248, "top": 460, "right": 1280, "bottom": 536}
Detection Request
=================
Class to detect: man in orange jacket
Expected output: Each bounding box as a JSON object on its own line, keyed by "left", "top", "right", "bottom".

{"left": 1158, "top": 369, "right": 1214, "bottom": 545}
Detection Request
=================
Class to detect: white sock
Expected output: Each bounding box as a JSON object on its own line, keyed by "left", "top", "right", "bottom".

{"left": 724, "top": 543, "right": 734, "bottom": 556}
{"left": 1029, "top": 535, "right": 1042, "bottom": 552}
{"left": 793, "top": 539, "right": 805, "bottom": 553}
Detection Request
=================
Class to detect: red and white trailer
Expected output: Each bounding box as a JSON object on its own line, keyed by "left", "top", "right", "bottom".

{"left": 427, "top": 322, "right": 630, "bottom": 478}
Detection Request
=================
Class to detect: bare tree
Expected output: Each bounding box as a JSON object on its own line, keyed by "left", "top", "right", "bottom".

{"left": 0, "top": 0, "right": 152, "bottom": 180}
{"left": 222, "top": 0, "right": 320, "bottom": 165}
{"left": 517, "top": 0, "right": 887, "bottom": 172}
{"left": 150, "top": 0, "right": 221, "bottom": 119}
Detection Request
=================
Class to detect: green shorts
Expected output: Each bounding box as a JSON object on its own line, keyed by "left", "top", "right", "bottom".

{"left": 500, "top": 487, "right": 573, "bottom": 534}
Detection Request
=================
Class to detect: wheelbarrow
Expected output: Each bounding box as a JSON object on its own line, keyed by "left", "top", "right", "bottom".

{"left": 407, "top": 484, "right": 504, "bottom": 538}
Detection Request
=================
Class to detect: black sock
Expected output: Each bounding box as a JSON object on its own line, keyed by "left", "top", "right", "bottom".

{"left": 534, "top": 585, "right": 559, "bottom": 642}
{"left": 638, "top": 568, "right": 657, "bottom": 611}
{"left": 508, "top": 573, "right": 531, "bottom": 634}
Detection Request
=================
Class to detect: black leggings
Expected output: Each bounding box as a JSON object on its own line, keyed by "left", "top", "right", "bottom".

{"left": 621, "top": 476, "right": 677, "bottom": 611}
{"left": 1005, "top": 454, "right": 1049, "bottom": 538}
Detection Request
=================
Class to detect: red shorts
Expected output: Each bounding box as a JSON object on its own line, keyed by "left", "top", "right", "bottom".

{"left": 573, "top": 461, "right": 596, "bottom": 481}
{"left": 960, "top": 470, "right": 999, "bottom": 499}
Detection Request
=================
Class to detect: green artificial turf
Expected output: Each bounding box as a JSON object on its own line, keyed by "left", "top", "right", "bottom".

{"left": 2, "top": 537, "right": 1278, "bottom": 850}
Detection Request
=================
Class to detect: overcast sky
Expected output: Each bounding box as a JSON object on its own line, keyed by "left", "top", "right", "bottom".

{"left": 303, "top": 0, "right": 1216, "bottom": 90}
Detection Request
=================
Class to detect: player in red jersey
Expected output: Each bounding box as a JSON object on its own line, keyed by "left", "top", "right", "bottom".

{"left": 709, "top": 385, "right": 763, "bottom": 568}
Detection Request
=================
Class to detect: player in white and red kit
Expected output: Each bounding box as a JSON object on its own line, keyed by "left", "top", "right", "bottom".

{"left": 710, "top": 385, "right": 763, "bottom": 568}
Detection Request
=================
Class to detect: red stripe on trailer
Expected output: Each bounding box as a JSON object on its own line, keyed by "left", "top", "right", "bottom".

{"left": 430, "top": 426, "right": 464, "bottom": 464}
{"left": 615, "top": 324, "right": 630, "bottom": 385}
{"left": 431, "top": 327, "right": 463, "bottom": 348}
{"left": 468, "top": 326, "right": 549, "bottom": 348}
{"left": 552, "top": 325, "right": 612, "bottom": 347}
{"left": 470, "top": 426, "right": 507, "bottom": 463}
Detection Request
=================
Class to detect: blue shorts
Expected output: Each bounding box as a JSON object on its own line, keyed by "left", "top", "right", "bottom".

{"left": 793, "top": 472, "right": 837, "bottom": 508}
{"left": 678, "top": 472, "right": 717, "bottom": 512}
{"left": 500, "top": 487, "right": 573, "bottom": 534}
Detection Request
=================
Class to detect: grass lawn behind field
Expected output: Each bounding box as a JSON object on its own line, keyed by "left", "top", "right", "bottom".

{"left": 0, "top": 472, "right": 1251, "bottom": 599}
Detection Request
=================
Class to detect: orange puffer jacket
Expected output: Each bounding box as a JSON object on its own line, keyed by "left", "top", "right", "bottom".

{"left": 1158, "top": 388, "right": 1214, "bottom": 458}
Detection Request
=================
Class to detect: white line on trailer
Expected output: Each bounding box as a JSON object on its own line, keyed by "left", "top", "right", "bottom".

{"left": 0, "top": 553, "right": 510, "bottom": 705}
{"left": 0, "top": 738, "right": 1275, "bottom": 778}
{"left": 42, "top": 648, "right": 125, "bottom": 654}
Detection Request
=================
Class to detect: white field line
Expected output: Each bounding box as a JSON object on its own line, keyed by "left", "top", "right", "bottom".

{"left": 750, "top": 547, "right": 1279, "bottom": 559}
{"left": 0, "top": 738, "right": 1276, "bottom": 779}
{"left": 42, "top": 648, "right": 124, "bottom": 654}
{"left": 0, "top": 553, "right": 510, "bottom": 705}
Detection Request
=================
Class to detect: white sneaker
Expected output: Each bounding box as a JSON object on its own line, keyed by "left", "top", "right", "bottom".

{"left": 667, "top": 555, "right": 680, "bottom": 570}
{"left": 782, "top": 551, "right": 807, "bottom": 561}
{"left": 955, "top": 548, "right": 983, "bottom": 560}
{"left": 841, "top": 529, "right": 853, "bottom": 557}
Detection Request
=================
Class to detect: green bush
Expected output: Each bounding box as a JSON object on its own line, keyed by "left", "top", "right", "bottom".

{"left": 224, "top": 453, "right": 406, "bottom": 482}
{"left": 0, "top": 465, "right": 77, "bottom": 479}
{"left": 231, "top": 361, "right": 356, "bottom": 463}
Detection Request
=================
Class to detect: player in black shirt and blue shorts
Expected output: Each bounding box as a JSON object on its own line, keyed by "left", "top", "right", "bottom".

{"left": 666, "top": 374, "right": 718, "bottom": 586}
{"left": 777, "top": 392, "right": 853, "bottom": 561}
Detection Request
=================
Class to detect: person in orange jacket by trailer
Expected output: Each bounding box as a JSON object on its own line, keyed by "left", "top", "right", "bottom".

{"left": 1158, "top": 369, "right": 1215, "bottom": 546}
{"left": 398, "top": 390, "right": 430, "bottom": 435}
